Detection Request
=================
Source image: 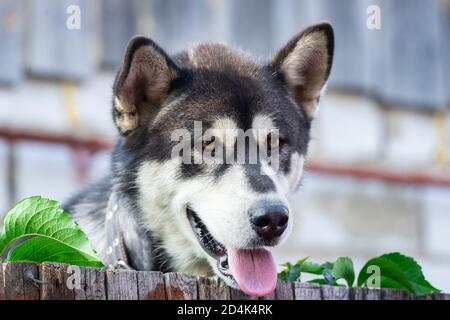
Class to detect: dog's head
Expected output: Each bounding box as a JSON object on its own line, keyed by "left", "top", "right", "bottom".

{"left": 112, "top": 23, "right": 334, "bottom": 296}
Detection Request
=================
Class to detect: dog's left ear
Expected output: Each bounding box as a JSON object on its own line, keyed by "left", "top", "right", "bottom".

{"left": 113, "top": 36, "right": 179, "bottom": 135}
{"left": 270, "top": 22, "right": 334, "bottom": 120}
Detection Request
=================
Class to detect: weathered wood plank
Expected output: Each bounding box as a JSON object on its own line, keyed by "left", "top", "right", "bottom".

{"left": 321, "top": 285, "right": 350, "bottom": 300}
{"left": 415, "top": 294, "right": 434, "bottom": 300}
{"left": 294, "top": 282, "right": 322, "bottom": 300}
{"left": 437, "top": 293, "right": 448, "bottom": 300}
{"left": 351, "top": 287, "right": 381, "bottom": 300}
{"left": 40, "top": 263, "right": 75, "bottom": 300}
{"left": 350, "top": 287, "right": 365, "bottom": 300}
{"left": 433, "top": 293, "right": 450, "bottom": 300}
{"left": 71, "top": 266, "right": 106, "bottom": 300}
{"left": 381, "top": 288, "right": 410, "bottom": 300}
{"left": 1, "top": 263, "right": 448, "bottom": 300}
{"left": 164, "top": 273, "right": 198, "bottom": 300}
{"left": 137, "top": 271, "right": 166, "bottom": 300}
{"left": 230, "top": 288, "right": 258, "bottom": 300}
{"left": 365, "top": 288, "right": 382, "bottom": 300}
{"left": 274, "top": 280, "right": 294, "bottom": 300}
{"left": 3, "top": 263, "right": 40, "bottom": 300}
{"left": 197, "top": 276, "right": 230, "bottom": 300}
{"left": 260, "top": 280, "right": 294, "bottom": 300}
{"left": 379, "top": 289, "right": 450, "bottom": 300}
{"left": 0, "top": 263, "right": 5, "bottom": 300}
{"left": 106, "top": 269, "right": 138, "bottom": 300}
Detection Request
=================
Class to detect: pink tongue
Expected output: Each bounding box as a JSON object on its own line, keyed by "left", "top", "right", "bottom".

{"left": 227, "top": 247, "right": 277, "bottom": 297}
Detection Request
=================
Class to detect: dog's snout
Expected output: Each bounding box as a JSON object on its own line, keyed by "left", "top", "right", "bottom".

{"left": 250, "top": 204, "right": 289, "bottom": 241}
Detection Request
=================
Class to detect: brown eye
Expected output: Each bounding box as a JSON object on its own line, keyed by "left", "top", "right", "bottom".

{"left": 267, "top": 133, "right": 287, "bottom": 152}
{"left": 267, "top": 133, "right": 279, "bottom": 150}
{"left": 202, "top": 137, "right": 214, "bottom": 149}
{"left": 202, "top": 137, "right": 216, "bottom": 155}
{"left": 202, "top": 141, "right": 212, "bottom": 149}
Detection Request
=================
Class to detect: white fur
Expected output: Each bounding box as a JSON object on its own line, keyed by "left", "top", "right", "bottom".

{"left": 251, "top": 114, "right": 275, "bottom": 131}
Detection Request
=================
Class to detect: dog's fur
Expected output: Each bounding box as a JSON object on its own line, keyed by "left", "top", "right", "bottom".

{"left": 64, "top": 22, "right": 334, "bottom": 287}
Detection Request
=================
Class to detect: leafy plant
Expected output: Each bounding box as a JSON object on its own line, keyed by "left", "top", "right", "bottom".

{"left": 357, "top": 252, "right": 438, "bottom": 296}
{"left": 0, "top": 196, "right": 442, "bottom": 297}
{"left": 278, "top": 253, "right": 440, "bottom": 296}
{"left": 0, "top": 196, "right": 103, "bottom": 268}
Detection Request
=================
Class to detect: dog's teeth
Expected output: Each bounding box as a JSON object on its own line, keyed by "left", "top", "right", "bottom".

{"left": 188, "top": 208, "right": 226, "bottom": 258}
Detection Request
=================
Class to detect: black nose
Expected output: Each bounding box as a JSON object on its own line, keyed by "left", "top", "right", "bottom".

{"left": 250, "top": 204, "right": 289, "bottom": 241}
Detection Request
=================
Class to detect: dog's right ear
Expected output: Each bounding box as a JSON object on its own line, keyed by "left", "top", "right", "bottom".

{"left": 113, "top": 36, "right": 179, "bottom": 135}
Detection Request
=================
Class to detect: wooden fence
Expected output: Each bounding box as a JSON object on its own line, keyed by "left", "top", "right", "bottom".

{"left": 0, "top": 262, "right": 449, "bottom": 300}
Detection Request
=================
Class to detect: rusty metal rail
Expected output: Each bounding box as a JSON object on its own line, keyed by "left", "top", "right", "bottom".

{"left": 0, "top": 127, "right": 450, "bottom": 199}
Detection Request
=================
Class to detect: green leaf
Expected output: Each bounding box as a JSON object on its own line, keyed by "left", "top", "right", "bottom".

{"left": 286, "top": 264, "right": 302, "bottom": 282}
{"left": 278, "top": 263, "right": 302, "bottom": 282}
{"left": 321, "top": 262, "right": 335, "bottom": 285}
{"left": 278, "top": 269, "right": 289, "bottom": 281}
{"left": 8, "top": 235, "right": 103, "bottom": 267}
{"left": 0, "top": 196, "right": 103, "bottom": 268}
{"left": 357, "top": 252, "right": 440, "bottom": 296}
{"left": 308, "top": 278, "right": 327, "bottom": 285}
{"left": 277, "top": 257, "right": 325, "bottom": 282}
{"left": 332, "top": 257, "right": 355, "bottom": 287}
{"left": 321, "top": 262, "right": 334, "bottom": 272}
{"left": 300, "top": 262, "right": 324, "bottom": 275}
{"left": 278, "top": 257, "right": 313, "bottom": 282}
{"left": 295, "top": 257, "right": 309, "bottom": 265}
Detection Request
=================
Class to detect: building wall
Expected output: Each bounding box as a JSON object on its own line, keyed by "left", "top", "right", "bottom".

{"left": 1, "top": 0, "right": 450, "bottom": 108}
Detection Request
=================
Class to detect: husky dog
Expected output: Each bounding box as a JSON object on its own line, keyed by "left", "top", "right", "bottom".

{"left": 65, "top": 22, "right": 334, "bottom": 297}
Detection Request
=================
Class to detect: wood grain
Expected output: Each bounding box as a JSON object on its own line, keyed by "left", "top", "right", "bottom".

{"left": 321, "top": 285, "right": 350, "bottom": 300}
{"left": 40, "top": 262, "right": 75, "bottom": 300}
{"left": 230, "top": 288, "right": 259, "bottom": 300}
{"left": 3, "top": 262, "right": 39, "bottom": 300}
{"left": 260, "top": 280, "right": 294, "bottom": 300}
{"left": 381, "top": 288, "right": 410, "bottom": 300}
{"left": 0, "top": 263, "right": 5, "bottom": 300}
{"left": 197, "top": 276, "right": 230, "bottom": 300}
{"left": 294, "top": 282, "right": 322, "bottom": 300}
{"left": 0, "top": 263, "right": 448, "bottom": 300}
{"left": 73, "top": 266, "right": 106, "bottom": 300}
{"left": 431, "top": 293, "right": 450, "bottom": 300}
{"left": 106, "top": 269, "right": 138, "bottom": 300}
{"left": 164, "top": 272, "right": 198, "bottom": 300}
{"left": 137, "top": 271, "right": 166, "bottom": 300}
{"left": 351, "top": 287, "right": 381, "bottom": 300}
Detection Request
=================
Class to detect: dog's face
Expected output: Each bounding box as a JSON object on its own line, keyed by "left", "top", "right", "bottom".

{"left": 112, "top": 23, "right": 334, "bottom": 296}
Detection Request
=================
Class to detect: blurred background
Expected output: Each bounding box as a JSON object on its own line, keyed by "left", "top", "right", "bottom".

{"left": 1, "top": 0, "right": 450, "bottom": 290}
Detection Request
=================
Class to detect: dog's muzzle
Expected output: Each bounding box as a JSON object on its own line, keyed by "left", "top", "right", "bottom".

{"left": 186, "top": 206, "right": 280, "bottom": 297}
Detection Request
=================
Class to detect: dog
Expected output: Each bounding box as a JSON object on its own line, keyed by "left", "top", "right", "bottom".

{"left": 64, "top": 22, "right": 334, "bottom": 297}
